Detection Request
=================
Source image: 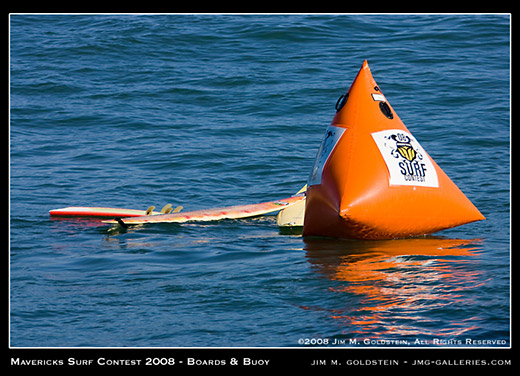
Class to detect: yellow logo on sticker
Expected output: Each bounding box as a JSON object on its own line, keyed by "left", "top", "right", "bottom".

{"left": 396, "top": 144, "right": 417, "bottom": 162}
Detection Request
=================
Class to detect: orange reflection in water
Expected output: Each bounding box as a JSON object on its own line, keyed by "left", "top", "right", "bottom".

{"left": 304, "top": 237, "right": 485, "bottom": 339}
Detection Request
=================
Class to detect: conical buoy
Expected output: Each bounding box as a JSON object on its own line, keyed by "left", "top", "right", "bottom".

{"left": 303, "top": 60, "right": 485, "bottom": 239}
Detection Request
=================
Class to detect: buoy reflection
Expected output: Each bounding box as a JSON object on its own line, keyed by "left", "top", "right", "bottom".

{"left": 304, "top": 236, "right": 485, "bottom": 340}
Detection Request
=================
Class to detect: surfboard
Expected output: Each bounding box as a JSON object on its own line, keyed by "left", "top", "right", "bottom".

{"left": 49, "top": 204, "right": 181, "bottom": 218}
{"left": 276, "top": 185, "right": 307, "bottom": 227}
{"left": 102, "top": 195, "right": 305, "bottom": 226}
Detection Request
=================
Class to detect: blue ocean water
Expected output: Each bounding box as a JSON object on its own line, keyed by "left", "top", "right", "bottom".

{"left": 10, "top": 14, "right": 510, "bottom": 348}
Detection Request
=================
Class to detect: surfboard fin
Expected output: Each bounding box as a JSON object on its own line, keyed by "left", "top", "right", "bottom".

{"left": 145, "top": 206, "right": 155, "bottom": 215}
{"left": 160, "top": 204, "right": 173, "bottom": 214}
{"left": 171, "top": 205, "right": 183, "bottom": 213}
{"left": 115, "top": 218, "right": 128, "bottom": 228}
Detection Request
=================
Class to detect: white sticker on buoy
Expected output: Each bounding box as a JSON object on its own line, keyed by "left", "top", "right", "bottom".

{"left": 372, "top": 129, "right": 439, "bottom": 187}
{"left": 309, "top": 125, "right": 346, "bottom": 186}
{"left": 371, "top": 93, "right": 386, "bottom": 101}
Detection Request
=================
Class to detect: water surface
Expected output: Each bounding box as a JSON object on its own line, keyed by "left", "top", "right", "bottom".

{"left": 10, "top": 14, "right": 510, "bottom": 347}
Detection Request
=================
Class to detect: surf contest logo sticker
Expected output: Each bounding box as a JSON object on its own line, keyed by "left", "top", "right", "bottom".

{"left": 372, "top": 129, "right": 439, "bottom": 187}
{"left": 309, "top": 125, "right": 346, "bottom": 186}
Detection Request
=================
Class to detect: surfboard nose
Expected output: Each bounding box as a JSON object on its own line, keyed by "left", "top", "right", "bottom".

{"left": 303, "top": 60, "right": 485, "bottom": 239}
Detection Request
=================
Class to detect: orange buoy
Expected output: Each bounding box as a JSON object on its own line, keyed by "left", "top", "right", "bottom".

{"left": 303, "top": 60, "right": 485, "bottom": 239}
